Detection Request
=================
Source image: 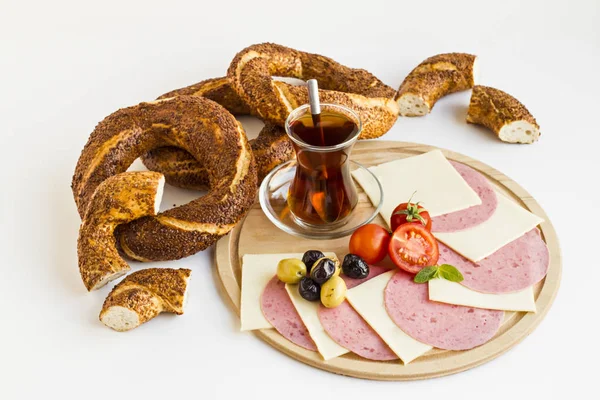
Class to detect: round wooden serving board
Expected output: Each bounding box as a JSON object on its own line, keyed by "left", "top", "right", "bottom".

{"left": 214, "top": 141, "right": 561, "bottom": 381}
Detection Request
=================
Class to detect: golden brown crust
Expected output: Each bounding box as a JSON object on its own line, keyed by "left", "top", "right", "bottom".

{"left": 142, "top": 146, "right": 211, "bottom": 190}
{"left": 72, "top": 96, "right": 257, "bottom": 261}
{"left": 143, "top": 76, "right": 294, "bottom": 188}
{"left": 467, "top": 85, "right": 539, "bottom": 131}
{"left": 143, "top": 123, "right": 294, "bottom": 187}
{"left": 114, "top": 268, "right": 191, "bottom": 313}
{"left": 99, "top": 268, "right": 191, "bottom": 331}
{"left": 77, "top": 171, "right": 163, "bottom": 291}
{"left": 396, "top": 53, "right": 477, "bottom": 116}
{"left": 250, "top": 123, "right": 294, "bottom": 180}
{"left": 226, "top": 43, "right": 399, "bottom": 138}
{"left": 157, "top": 77, "right": 252, "bottom": 115}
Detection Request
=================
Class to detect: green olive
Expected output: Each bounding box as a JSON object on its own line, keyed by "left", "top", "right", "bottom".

{"left": 277, "top": 258, "right": 307, "bottom": 284}
{"left": 331, "top": 255, "right": 341, "bottom": 267}
{"left": 320, "top": 275, "right": 347, "bottom": 308}
{"left": 330, "top": 256, "right": 341, "bottom": 277}
{"left": 332, "top": 265, "right": 341, "bottom": 278}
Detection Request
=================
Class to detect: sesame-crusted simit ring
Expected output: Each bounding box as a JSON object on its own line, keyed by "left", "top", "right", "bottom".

{"left": 226, "top": 43, "right": 400, "bottom": 139}
{"left": 141, "top": 76, "right": 294, "bottom": 188}
{"left": 71, "top": 96, "right": 257, "bottom": 261}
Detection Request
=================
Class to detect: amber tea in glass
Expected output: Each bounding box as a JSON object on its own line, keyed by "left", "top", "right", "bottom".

{"left": 285, "top": 104, "right": 361, "bottom": 227}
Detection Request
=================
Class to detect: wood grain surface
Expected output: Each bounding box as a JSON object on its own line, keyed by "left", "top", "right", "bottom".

{"left": 214, "top": 141, "right": 561, "bottom": 381}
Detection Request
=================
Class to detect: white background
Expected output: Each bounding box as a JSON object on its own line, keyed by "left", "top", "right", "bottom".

{"left": 2, "top": 0, "right": 598, "bottom": 398}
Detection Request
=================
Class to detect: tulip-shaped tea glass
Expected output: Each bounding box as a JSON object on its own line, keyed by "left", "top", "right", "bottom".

{"left": 259, "top": 104, "right": 383, "bottom": 239}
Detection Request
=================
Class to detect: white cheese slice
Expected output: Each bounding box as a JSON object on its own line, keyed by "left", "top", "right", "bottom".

{"left": 285, "top": 284, "right": 349, "bottom": 360}
{"left": 352, "top": 150, "right": 481, "bottom": 224}
{"left": 240, "top": 253, "right": 335, "bottom": 331}
{"left": 345, "top": 271, "right": 432, "bottom": 364}
{"left": 429, "top": 278, "right": 536, "bottom": 312}
{"left": 241, "top": 253, "right": 291, "bottom": 331}
{"left": 434, "top": 192, "right": 544, "bottom": 262}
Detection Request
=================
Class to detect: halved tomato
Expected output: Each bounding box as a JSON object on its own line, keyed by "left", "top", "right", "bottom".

{"left": 388, "top": 223, "right": 439, "bottom": 274}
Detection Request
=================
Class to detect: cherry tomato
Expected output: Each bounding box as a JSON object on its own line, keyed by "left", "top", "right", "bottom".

{"left": 390, "top": 202, "right": 432, "bottom": 232}
{"left": 388, "top": 223, "right": 439, "bottom": 274}
{"left": 349, "top": 224, "right": 390, "bottom": 264}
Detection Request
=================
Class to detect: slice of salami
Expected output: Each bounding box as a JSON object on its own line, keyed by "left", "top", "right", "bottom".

{"left": 432, "top": 161, "right": 498, "bottom": 232}
{"left": 261, "top": 277, "right": 317, "bottom": 351}
{"left": 384, "top": 270, "right": 503, "bottom": 350}
{"left": 318, "top": 266, "right": 398, "bottom": 361}
{"left": 342, "top": 265, "right": 391, "bottom": 289}
{"left": 439, "top": 229, "right": 549, "bottom": 293}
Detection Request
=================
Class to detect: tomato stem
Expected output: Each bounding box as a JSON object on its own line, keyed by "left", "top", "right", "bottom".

{"left": 392, "top": 202, "right": 427, "bottom": 226}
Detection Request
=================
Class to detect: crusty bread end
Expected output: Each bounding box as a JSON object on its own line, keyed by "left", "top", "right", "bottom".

{"left": 99, "top": 268, "right": 191, "bottom": 332}
{"left": 397, "top": 93, "right": 429, "bottom": 116}
{"left": 100, "top": 306, "right": 141, "bottom": 332}
{"left": 467, "top": 85, "right": 540, "bottom": 144}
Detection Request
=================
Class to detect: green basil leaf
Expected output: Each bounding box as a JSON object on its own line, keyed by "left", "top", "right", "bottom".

{"left": 438, "top": 264, "right": 464, "bottom": 282}
{"left": 414, "top": 266, "right": 439, "bottom": 283}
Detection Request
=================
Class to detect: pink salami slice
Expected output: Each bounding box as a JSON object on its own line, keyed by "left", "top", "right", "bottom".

{"left": 384, "top": 270, "right": 503, "bottom": 350}
{"left": 342, "top": 265, "right": 391, "bottom": 289}
{"left": 261, "top": 277, "right": 317, "bottom": 351}
{"left": 432, "top": 161, "right": 498, "bottom": 232}
{"left": 318, "top": 266, "right": 398, "bottom": 361}
{"left": 438, "top": 229, "right": 549, "bottom": 293}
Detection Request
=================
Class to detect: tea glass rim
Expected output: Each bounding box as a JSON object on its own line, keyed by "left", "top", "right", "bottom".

{"left": 284, "top": 103, "right": 363, "bottom": 153}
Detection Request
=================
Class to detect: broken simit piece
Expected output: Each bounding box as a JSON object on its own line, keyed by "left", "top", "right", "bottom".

{"left": 100, "top": 268, "right": 192, "bottom": 332}
{"left": 467, "top": 85, "right": 540, "bottom": 144}
{"left": 77, "top": 171, "right": 165, "bottom": 291}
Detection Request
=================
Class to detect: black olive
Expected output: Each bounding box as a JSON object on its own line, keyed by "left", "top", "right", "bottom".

{"left": 298, "top": 277, "right": 320, "bottom": 301}
{"left": 302, "top": 250, "right": 325, "bottom": 273}
{"left": 342, "top": 254, "right": 370, "bottom": 279}
{"left": 310, "top": 258, "right": 336, "bottom": 284}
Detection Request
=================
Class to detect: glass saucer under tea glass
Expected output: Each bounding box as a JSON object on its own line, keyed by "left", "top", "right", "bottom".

{"left": 258, "top": 160, "right": 383, "bottom": 240}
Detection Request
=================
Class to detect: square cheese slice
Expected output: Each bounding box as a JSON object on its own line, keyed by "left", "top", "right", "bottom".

{"left": 240, "top": 253, "right": 335, "bottom": 331}
{"left": 285, "top": 285, "right": 349, "bottom": 360}
{"left": 429, "top": 278, "right": 536, "bottom": 312}
{"left": 352, "top": 150, "right": 481, "bottom": 224}
{"left": 345, "top": 271, "right": 432, "bottom": 364}
{"left": 433, "top": 192, "right": 544, "bottom": 262}
{"left": 241, "top": 253, "right": 294, "bottom": 331}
